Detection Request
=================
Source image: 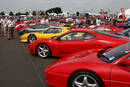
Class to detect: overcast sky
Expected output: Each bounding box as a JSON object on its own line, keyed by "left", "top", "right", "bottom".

{"left": 0, "top": 0, "right": 130, "bottom": 13}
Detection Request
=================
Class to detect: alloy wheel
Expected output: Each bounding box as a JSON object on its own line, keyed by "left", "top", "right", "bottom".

{"left": 37, "top": 44, "right": 49, "bottom": 58}
{"left": 72, "top": 75, "right": 98, "bottom": 87}
{"left": 29, "top": 35, "right": 36, "bottom": 43}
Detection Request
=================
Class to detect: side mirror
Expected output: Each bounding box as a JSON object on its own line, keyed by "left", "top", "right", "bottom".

{"left": 118, "top": 59, "right": 130, "bottom": 66}
{"left": 56, "top": 38, "right": 61, "bottom": 41}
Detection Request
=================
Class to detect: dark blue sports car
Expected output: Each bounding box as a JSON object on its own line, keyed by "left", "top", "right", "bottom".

{"left": 114, "top": 28, "right": 130, "bottom": 37}
{"left": 117, "top": 23, "right": 130, "bottom": 29}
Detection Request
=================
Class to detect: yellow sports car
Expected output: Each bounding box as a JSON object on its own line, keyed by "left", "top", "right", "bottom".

{"left": 20, "top": 27, "right": 72, "bottom": 43}
{"left": 59, "top": 23, "right": 75, "bottom": 27}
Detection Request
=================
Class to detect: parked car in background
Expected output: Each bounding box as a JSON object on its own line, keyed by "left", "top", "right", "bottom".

{"left": 91, "top": 25, "right": 124, "bottom": 33}
{"left": 15, "top": 23, "right": 31, "bottom": 32}
{"left": 18, "top": 24, "right": 54, "bottom": 36}
{"left": 72, "top": 25, "right": 124, "bottom": 33}
{"left": 114, "top": 28, "right": 130, "bottom": 37}
{"left": 20, "top": 27, "right": 72, "bottom": 43}
{"left": 15, "top": 19, "right": 41, "bottom": 32}
{"left": 45, "top": 42, "right": 130, "bottom": 87}
{"left": 117, "top": 23, "right": 130, "bottom": 29}
{"left": 28, "top": 29, "right": 129, "bottom": 58}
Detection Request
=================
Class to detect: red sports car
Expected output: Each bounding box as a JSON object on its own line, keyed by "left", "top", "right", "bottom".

{"left": 45, "top": 42, "right": 130, "bottom": 87}
{"left": 28, "top": 30, "right": 129, "bottom": 58}
{"left": 15, "top": 23, "right": 31, "bottom": 32}
{"left": 90, "top": 25, "right": 124, "bottom": 33}
{"left": 73, "top": 25, "right": 124, "bottom": 33}
{"left": 15, "top": 19, "right": 41, "bottom": 32}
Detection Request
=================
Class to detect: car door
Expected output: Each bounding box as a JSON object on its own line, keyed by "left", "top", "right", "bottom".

{"left": 52, "top": 31, "right": 96, "bottom": 57}
{"left": 111, "top": 55, "right": 130, "bottom": 87}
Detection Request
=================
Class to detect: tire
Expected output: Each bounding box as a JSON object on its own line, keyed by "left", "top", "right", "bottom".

{"left": 36, "top": 43, "right": 51, "bottom": 58}
{"left": 28, "top": 34, "right": 37, "bottom": 43}
{"left": 68, "top": 71, "right": 104, "bottom": 87}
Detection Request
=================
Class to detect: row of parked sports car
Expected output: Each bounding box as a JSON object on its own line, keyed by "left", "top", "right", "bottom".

{"left": 15, "top": 20, "right": 130, "bottom": 87}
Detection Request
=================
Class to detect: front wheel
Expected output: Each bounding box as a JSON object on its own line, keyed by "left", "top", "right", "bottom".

{"left": 36, "top": 43, "right": 51, "bottom": 58}
{"left": 28, "top": 35, "right": 37, "bottom": 43}
{"left": 68, "top": 71, "right": 104, "bottom": 87}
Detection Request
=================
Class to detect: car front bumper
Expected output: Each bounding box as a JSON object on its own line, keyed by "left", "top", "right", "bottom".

{"left": 45, "top": 71, "right": 69, "bottom": 87}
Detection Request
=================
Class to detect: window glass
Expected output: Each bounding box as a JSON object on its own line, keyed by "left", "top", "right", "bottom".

{"left": 60, "top": 31, "right": 96, "bottom": 40}
{"left": 44, "top": 28, "right": 54, "bottom": 33}
{"left": 98, "top": 42, "right": 130, "bottom": 63}
{"left": 44, "top": 28, "right": 62, "bottom": 33}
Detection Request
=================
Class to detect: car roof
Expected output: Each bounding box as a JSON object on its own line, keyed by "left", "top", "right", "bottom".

{"left": 66, "top": 29, "right": 123, "bottom": 38}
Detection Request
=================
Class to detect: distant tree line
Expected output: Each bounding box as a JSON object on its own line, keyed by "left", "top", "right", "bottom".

{"left": 0, "top": 7, "right": 63, "bottom": 16}
{"left": 0, "top": 11, "right": 5, "bottom": 16}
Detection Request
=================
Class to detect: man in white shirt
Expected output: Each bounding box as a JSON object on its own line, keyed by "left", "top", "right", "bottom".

{"left": 3, "top": 17, "right": 8, "bottom": 37}
{"left": 7, "top": 17, "right": 15, "bottom": 40}
{"left": 96, "top": 17, "right": 101, "bottom": 26}
{"left": 40, "top": 17, "right": 45, "bottom": 24}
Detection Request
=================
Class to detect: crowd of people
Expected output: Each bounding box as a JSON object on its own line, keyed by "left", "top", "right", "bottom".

{"left": 39, "top": 14, "right": 126, "bottom": 27}
{"left": 0, "top": 14, "right": 128, "bottom": 40}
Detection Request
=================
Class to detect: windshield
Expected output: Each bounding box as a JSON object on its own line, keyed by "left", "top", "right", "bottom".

{"left": 98, "top": 42, "right": 130, "bottom": 63}
{"left": 31, "top": 24, "right": 49, "bottom": 29}
{"left": 119, "top": 29, "right": 130, "bottom": 34}
{"left": 118, "top": 29, "right": 130, "bottom": 37}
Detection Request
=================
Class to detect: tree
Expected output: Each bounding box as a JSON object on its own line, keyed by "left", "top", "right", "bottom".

{"left": 76, "top": 12, "right": 80, "bottom": 16}
{"left": 9, "top": 11, "right": 14, "bottom": 16}
{"left": 32, "top": 11, "right": 36, "bottom": 16}
{"left": 45, "top": 7, "right": 62, "bottom": 14}
{"left": 0, "top": 11, "right": 5, "bottom": 16}
{"left": 15, "top": 12, "right": 21, "bottom": 16}
{"left": 105, "top": 12, "right": 108, "bottom": 14}
{"left": 25, "top": 11, "right": 29, "bottom": 15}
{"left": 40, "top": 11, "right": 45, "bottom": 16}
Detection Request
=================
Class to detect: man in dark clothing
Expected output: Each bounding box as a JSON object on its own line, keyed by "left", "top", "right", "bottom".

{"left": 113, "top": 17, "right": 117, "bottom": 26}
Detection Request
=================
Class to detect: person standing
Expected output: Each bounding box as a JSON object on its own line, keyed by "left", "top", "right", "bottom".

{"left": 96, "top": 17, "right": 101, "bottom": 26}
{"left": 3, "top": 17, "right": 8, "bottom": 37}
{"left": 0, "top": 16, "right": 4, "bottom": 36}
{"left": 0, "top": 17, "right": 1, "bottom": 35}
{"left": 40, "top": 17, "right": 45, "bottom": 24}
{"left": 45, "top": 18, "right": 49, "bottom": 26}
{"left": 113, "top": 17, "right": 117, "bottom": 26}
{"left": 7, "top": 17, "right": 15, "bottom": 40}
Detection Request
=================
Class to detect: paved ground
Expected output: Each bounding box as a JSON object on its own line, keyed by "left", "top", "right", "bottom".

{"left": 0, "top": 32, "right": 58, "bottom": 87}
